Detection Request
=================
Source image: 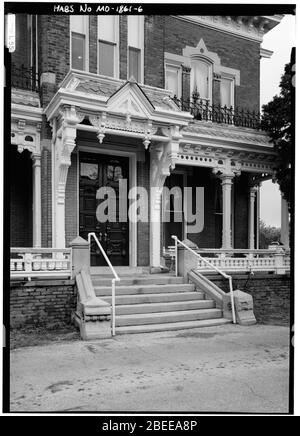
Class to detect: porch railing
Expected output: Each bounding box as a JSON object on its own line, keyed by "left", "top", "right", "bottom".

{"left": 172, "top": 96, "right": 262, "bottom": 130}
{"left": 10, "top": 248, "right": 72, "bottom": 280}
{"left": 164, "top": 246, "right": 290, "bottom": 275}
{"left": 172, "top": 236, "right": 236, "bottom": 324}
{"left": 11, "top": 63, "right": 40, "bottom": 92}
{"left": 88, "top": 232, "right": 120, "bottom": 336}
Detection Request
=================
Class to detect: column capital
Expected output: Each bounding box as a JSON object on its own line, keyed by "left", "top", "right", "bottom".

{"left": 212, "top": 159, "right": 241, "bottom": 180}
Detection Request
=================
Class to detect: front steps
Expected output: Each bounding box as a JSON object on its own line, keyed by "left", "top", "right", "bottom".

{"left": 91, "top": 272, "right": 231, "bottom": 334}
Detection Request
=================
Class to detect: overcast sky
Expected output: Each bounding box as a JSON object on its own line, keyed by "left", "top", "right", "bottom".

{"left": 259, "top": 14, "right": 295, "bottom": 228}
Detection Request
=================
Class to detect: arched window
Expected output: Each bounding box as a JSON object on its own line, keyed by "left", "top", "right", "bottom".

{"left": 190, "top": 57, "right": 212, "bottom": 102}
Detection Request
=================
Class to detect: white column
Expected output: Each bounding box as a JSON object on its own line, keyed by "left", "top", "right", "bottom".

{"left": 51, "top": 107, "right": 81, "bottom": 248}
{"left": 280, "top": 193, "right": 289, "bottom": 248}
{"left": 221, "top": 174, "right": 233, "bottom": 249}
{"left": 150, "top": 187, "right": 162, "bottom": 267}
{"left": 32, "top": 153, "right": 42, "bottom": 247}
{"left": 248, "top": 186, "right": 257, "bottom": 250}
{"left": 256, "top": 185, "right": 260, "bottom": 249}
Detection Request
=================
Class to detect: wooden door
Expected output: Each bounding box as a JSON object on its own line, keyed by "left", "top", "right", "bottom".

{"left": 79, "top": 153, "right": 129, "bottom": 266}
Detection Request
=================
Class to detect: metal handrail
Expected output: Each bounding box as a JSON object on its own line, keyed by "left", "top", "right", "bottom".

{"left": 88, "top": 232, "right": 120, "bottom": 336}
{"left": 172, "top": 235, "right": 236, "bottom": 324}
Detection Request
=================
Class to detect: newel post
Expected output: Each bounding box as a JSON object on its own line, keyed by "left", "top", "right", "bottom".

{"left": 69, "top": 236, "right": 90, "bottom": 278}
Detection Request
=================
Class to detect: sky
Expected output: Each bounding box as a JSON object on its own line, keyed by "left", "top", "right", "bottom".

{"left": 259, "top": 14, "right": 296, "bottom": 227}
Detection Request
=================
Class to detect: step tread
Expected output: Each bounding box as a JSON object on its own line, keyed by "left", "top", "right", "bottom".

{"left": 95, "top": 283, "right": 194, "bottom": 291}
{"left": 115, "top": 300, "right": 215, "bottom": 314}
{"left": 102, "top": 291, "right": 205, "bottom": 305}
{"left": 116, "top": 308, "right": 221, "bottom": 320}
{"left": 116, "top": 318, "right": 232, "bottom": 334}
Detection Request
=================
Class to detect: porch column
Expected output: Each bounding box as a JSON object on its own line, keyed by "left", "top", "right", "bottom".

{"left": 281, "top": 193, "right": 290, "bottom": 248}
{"left": 248, "top": 186, "right": 258, "bottom": 250}
{"left": 149, "top": 133, "right": 180, "bottom": 268}
{"left": 220, "top": 174, "right": 234, "bottom": 249}
{"left": 150, "top": 187, "right": 163, "bottom": 267}
{"left": 32, "top": 153, "right": 42, "bottom": 247}
{"left": 256, "top": 185, "right": 260, "bottom": 249}
{"left": 51, "top": 106, "right": 83, "bottom": 248}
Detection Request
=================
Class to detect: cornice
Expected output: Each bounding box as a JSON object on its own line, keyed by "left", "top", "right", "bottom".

{"left": 172, "top": 15, "right": 283, "bottom": 43}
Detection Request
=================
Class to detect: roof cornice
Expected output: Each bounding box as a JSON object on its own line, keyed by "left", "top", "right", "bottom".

{"left": 172, "top": 15, "right": 283, "bottom": 43}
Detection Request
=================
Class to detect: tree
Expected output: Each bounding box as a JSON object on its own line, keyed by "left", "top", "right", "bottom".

{"left": 259, "top": 220, "right": 281, "bottom": 249}
{"left": 261, "top": 61, "right": 293, "bottom": 207}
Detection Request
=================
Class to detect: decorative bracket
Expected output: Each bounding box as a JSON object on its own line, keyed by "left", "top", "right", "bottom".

{"left": 89, "top": 112, "right": 107, "bottom": 144}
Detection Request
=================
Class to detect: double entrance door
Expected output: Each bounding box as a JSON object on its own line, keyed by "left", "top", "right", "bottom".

{"left": 79, "top": 152, "right": 129, "bottom": 266}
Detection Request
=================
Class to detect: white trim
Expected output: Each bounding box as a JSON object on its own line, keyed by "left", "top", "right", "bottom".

{"left": 77, "top": 140, "right": 138, "bottom": 267}
{"left": 219, "top": 66, "right": 240, "bottom": 86}
{"left": 260, "top": 47, "right": 273, "bottom": 59}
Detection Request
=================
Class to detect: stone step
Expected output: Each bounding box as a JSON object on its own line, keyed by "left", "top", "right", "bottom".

{"left": 95, "top": 283, "right": 195, "bottom": 297}
{"left": 114, "top": 299, "right": 215, "bottom": 315}
{"left": 90, "top": 266, "right": 150, "bottom": 275}
{"left": 116, "top": 318, "right": 231, "bottom": 335}
{"left": 92, "top": 275, "right": 186, "bottom": 287}
{"left": 115, "top": 308, "right": 222, "bottom": 327}
{"left": 101, "top": 291, "right": 205, "bottom": 305}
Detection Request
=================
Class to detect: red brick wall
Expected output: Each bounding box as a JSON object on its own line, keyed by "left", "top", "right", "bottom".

{"left": 65, "top": 152, "right": 78, "bottom": 246}
{"left": 144, "top": 16, "right": 165, "bottom": 88}
{"left": 38, "top": 15, "right": 70, "bottom": 107}
{"left": 40, "top": 117, "right": 53, "bottom": 248}
{"left": 119, "top": 16, "right": 128, "bottom": 80}
{"left": 210, "top": 274, "right": 291, "bottom": 326}
{"left": 10, "top": 280, "right": 76, "bottom": 328}
{"left": 10, "top": 147, "right": 33, "bottom": 247}
{"left": 89, "top": 15, "right": 98, "bottom": 74}
{"left": 234, "top": 173, "right": 249, "bottom": 248}
{"left": 137, "top": 155, "right": 150, "bottom": 266}
{"left": 162, "top": 17, "right": 260, "bottom": 111}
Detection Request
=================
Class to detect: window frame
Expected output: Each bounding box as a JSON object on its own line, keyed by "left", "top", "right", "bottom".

{"left": 127, "top": 15, "right": 144, "bottom": 84}
{"left": 70, "top": 16, "right": 89, "bottom": 72}
{"left": 165, "top": 61, "right": 182, "bottom": 99}
{"left": 220, "top": 74, "right": 235, "bottom": 109}
{"left": 97, "top": 15, "right": 119, "bottom": 79}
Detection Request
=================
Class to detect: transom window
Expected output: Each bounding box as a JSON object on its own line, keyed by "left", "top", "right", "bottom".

{"left": 70, "top": 16, "right": 89, "bottom": 71}
{"left": 98, "top": 15, "right": 119, "bottom": 78}
{"left": 127, "top": 16, "right": 144, "bottom": 83}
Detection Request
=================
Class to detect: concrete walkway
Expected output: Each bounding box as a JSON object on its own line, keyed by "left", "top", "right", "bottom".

{"left": 10, "top": 324, "right": 291, "bottom": 414}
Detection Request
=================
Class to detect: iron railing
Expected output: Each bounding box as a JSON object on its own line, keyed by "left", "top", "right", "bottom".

{"left": 173, "top": 95, "right": 263, "bottom": 130}
{"left": 88, "top": 232, "right": 120, "bottom": 337}
{"left": 171, "top": 235, "right": 236, "bottom": 324}
{"left": 11, "top": 63, "right": 40, "bottom": 92}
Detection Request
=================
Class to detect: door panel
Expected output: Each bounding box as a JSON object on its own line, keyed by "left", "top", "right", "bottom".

{"left": 79, "top": 153, "right": 129, "bottom": 266}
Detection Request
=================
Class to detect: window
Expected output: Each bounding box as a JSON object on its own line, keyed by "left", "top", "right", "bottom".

{"left": 190, "top": 58, "right": 212, "bottom": 102}
{"left": 70, "top": 16, "right": 89, "bottom": 71}
{"left": 98, "top": 16, "right": 119, "bottom": 77}
{"left": 220, "top": 77, "right": 234, "bottom": 108}
{"left": 165, "top": 64, "right": 181, "bottom": 98}
{"left": 127, "top": 16, "right": 144, "bottom": 83}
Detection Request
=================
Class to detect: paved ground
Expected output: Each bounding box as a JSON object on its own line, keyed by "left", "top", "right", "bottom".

{"left": 10, "top": 324, "right": 291, "bottom": 414}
